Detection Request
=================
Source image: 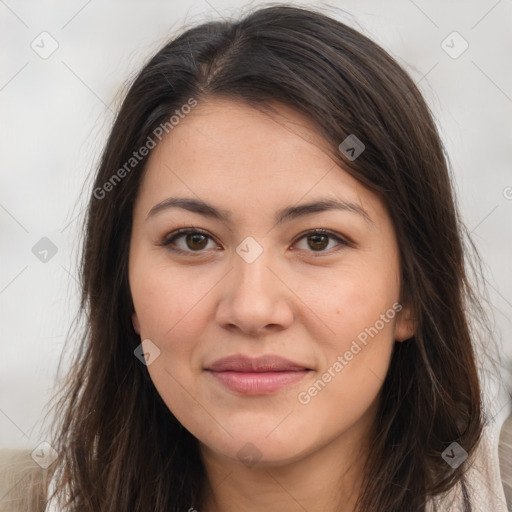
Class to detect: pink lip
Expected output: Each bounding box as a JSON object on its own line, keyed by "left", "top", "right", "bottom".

{"left": 206, "top": 354, "right": 310, "bottom": 372}
{"left": 205, "top": 354, "right": 311, "bottom": 395}
{"left": 209, "top": 370, "right": 309, "bottom": 394}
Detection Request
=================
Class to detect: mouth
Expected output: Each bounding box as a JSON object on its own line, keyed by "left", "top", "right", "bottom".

{"left": 205, "top": 354, "right": 312, "bottom": 395}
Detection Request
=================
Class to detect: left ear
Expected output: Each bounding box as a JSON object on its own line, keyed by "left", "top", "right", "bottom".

{"left": 394, "top": 305, "right": 416, "bottom": 342}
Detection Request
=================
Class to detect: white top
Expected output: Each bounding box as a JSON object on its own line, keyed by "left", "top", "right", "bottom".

{"left": 426, "top": 419, "right": 509, "bottom": 511}
{"left": 45, "top": 420, "right": 508, "bottom": 512}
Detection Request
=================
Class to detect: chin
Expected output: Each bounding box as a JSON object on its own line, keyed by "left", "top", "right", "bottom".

{"left": 199, "top": 429, "right": 314, "bottom": 469}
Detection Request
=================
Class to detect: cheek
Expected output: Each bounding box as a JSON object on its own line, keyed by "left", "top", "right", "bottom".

{"left": 312, "top": 260, "right": 399, "bottom": 349}
{"left": 130, "top": 268, "right": 206, "bottom": 426}
{"left": 300, "top": 260, "right": 398, "bottom": 410}
{"left": 130, "top": 261, "right": 211, "bottom": 340}
{"left": 130, "top": 262, "right": 216, "bottom": 396}
{"left": 296, "top": 294, "right": 397, "bottom": 443}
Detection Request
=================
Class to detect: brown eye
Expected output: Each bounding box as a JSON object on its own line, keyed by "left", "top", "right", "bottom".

{"left": 307, "top": 233, "right": 329, "bottom": 251}
{"left": 185, "top": 233, "right": 208, "bottom": 250}
{"left": 160, "top": 228, "right": 217, "bottom": 254}
{"left": 159, "top": 228, "right": 349, "bottom": 257}
{"left": 294, "top": 229, "right": 348, "bottom": 255}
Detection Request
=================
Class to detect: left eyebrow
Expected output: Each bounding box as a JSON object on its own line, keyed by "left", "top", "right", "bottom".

{"left": 145, "top": 196, "right": 374, "bottom": 226}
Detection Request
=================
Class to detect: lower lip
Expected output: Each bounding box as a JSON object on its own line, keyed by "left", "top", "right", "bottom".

{"left": 207, "top": 370, "right": 310, "bottom": 395}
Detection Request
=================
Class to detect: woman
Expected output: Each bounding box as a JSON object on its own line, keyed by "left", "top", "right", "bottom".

{"left": 41, "top": 4, "right": 508, "bottom": 511}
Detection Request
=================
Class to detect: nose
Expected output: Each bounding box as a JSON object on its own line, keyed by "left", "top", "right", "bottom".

{"left": 214, "top": 240, "right": 294, "bottom": 337}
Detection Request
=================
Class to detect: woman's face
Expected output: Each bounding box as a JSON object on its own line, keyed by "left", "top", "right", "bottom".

{"left": 129, "top": 97, "right": 414, "bottom": 468}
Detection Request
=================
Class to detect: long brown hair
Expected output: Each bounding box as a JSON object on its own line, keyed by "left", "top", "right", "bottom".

{"left": 41, "top": 4, "right": 492, "bottom": 511}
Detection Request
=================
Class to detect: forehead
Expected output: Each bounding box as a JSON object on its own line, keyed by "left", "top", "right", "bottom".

{"left": 135, "top": 97, "right": 385, "bottom": 224}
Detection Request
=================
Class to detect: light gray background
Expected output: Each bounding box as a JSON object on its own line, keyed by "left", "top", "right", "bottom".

{"left": 1, "top": 0, "right": 511, "bottom": 449}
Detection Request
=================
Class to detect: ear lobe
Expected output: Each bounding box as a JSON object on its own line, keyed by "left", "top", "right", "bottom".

{"left": 132, "top": 312, "right": 141, "bottom": 335}
{"left": 394, "top": 306, "right": 416, "bottom": 342}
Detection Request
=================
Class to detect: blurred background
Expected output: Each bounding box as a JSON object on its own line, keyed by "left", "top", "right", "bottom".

{"left": 1, "top": 0, "right": 511, "bottom": 450}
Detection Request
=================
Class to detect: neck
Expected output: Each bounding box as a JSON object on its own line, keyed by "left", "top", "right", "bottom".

{"left": 198, "top": 412, "right": 374, "bottom": 512}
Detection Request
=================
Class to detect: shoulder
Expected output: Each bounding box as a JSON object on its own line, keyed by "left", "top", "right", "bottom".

{"left": 465, "top": 416, "right": 510, "bottom": 511}
{"left": 427, "top": 415, "right": 511, "bottom": 512}
{"left": 499, "top": 414, "right": 512, "bottom": 509}
{"left": 0, "top": 448, "right": 49, "bottom": 512}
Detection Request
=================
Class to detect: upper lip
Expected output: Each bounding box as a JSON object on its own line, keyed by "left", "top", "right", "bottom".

{"left": 206, "top": 354, "right": 310, "bottom": 372}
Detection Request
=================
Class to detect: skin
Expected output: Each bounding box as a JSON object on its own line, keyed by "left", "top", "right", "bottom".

{"left": 129, "top": 97, "right": 415, "bottom": 512}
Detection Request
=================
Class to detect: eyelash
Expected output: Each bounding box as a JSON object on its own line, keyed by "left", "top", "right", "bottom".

{"left": 157, "top": 227, "right": 352, "bottom": 257}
